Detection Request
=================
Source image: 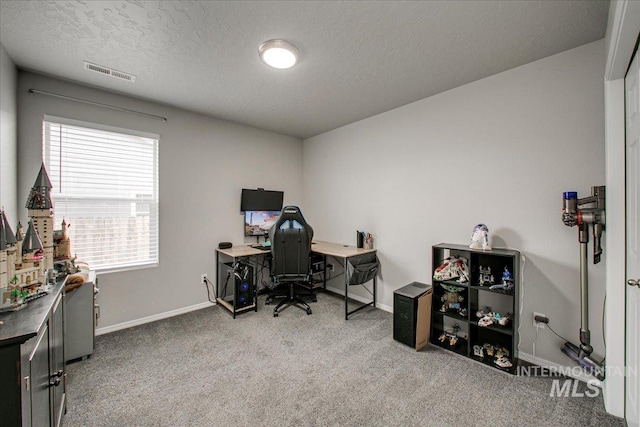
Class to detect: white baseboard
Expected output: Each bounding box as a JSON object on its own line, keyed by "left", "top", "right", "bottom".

{"left": 97, "top": 287, "right": 391, "bottom": 336}
{"left": 325, "top": 285, "right": 393, "bottom": 313}
{"left": 96, "top": 301, "right": 215, "bottom": 336}
{"left": 518, "top": 351, "right": 602, "bottom": 387}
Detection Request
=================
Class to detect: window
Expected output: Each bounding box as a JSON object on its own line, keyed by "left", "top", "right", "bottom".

{"left": 43, "top": 116, "right": 159, "bottom": 272}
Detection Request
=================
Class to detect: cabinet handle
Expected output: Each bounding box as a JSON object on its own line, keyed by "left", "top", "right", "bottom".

{"left": 49, "top": 369, "right": 63, "bottom": 386}
{"left": 628, "top": 279, "right": 639, "bottom": 287}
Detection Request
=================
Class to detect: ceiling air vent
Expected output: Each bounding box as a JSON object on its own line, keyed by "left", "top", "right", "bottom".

{"left": 83, "top": 61, "right": 136, "bottom": 83}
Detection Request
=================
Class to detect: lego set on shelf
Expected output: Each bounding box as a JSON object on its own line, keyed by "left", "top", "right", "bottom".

{"left": 0, "top": 163, "right": 75, "bottom": 312}
{"left": 430, "top": 238, "right": 520, "bottom": 374}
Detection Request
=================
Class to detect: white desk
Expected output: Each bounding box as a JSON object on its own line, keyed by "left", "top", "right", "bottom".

{"left": 215, "top": 241, "right": 378, "bottom": 319}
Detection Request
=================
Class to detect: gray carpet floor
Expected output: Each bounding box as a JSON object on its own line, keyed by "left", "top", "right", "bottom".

{"left": 64, "top": 292, "right": 625, "bottom": 427}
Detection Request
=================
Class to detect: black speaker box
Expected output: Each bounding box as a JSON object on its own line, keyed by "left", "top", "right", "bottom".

{"left": 218, "top": 242, "right": 232, "bottom": 249}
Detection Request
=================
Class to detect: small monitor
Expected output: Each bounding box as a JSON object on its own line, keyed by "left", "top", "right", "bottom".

{"left": 240, "top": 188, "right": 283, "bottom": 212}
{"left": 244, "top": 210, "right": 280, "bottom": 237}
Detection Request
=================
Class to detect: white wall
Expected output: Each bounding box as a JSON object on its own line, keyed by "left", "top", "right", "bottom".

{"left": 304, "top": 40, "right": 606, "bottom": 368}
{"left": 0, "top": 43, "right": 18, "bottom": 221}
{"left": 17, "top": 71, "right": 303, "bottom": 329}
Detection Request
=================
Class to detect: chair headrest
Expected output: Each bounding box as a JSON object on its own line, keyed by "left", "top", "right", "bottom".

{"left": 276, "top": 206, "right": 307, "bottom": 225}
{"left": 270, "top": 206, "right": 313, "bottom": 239}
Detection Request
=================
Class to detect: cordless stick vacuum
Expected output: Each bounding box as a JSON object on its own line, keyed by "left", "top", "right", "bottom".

{"left": 561, "top": 186, "right": 606, "bottom": 380}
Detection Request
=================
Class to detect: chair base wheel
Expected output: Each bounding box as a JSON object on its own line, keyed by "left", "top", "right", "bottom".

{"left": 271, "top": 284, "right": 314, "bottom": 317}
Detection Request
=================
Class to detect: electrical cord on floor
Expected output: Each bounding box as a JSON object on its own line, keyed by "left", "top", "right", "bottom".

{"left": 546, "top": 322, "right": 571, "bottom": 343}
{"left": 533, "top": 323, "right": 540, "bottom": 357}
{"left": 203, "top": 276, "right": 217, "bottom": 304}
{"left": 258, "top": 255, "right": 272, "bottom": 289}
{"left": 543, "top": 309, "right": 606, "bottom": 365}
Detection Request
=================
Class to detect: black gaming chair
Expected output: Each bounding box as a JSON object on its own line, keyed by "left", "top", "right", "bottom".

{"left": 268, "top": 206, "right": 314, "bottom": 317}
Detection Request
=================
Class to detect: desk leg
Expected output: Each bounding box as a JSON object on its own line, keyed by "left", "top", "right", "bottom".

{"left": 253, "top": 258, "right": 258, "bottom": 312}
{"left": 215, "top": 251, "right": 220, "bottom": 302}
{"left": 232, "top": 261, "right": 237, "bottom": 319}
{"left": 373, "top": 274, "right": 377, "bottom": 308}
{"left": 344, "top": 257, "right": 349, "bottom": 320}
{"left": 323, "top": 255, "right": 327, "bottom": 290}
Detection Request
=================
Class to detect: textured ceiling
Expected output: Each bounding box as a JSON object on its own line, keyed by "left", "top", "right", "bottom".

{"left": 0, "top": 1, "right": 609, "bottom": 139}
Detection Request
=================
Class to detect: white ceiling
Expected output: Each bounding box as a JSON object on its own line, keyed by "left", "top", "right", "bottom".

{"left": 0, "top": 1, "right": 609, "bottom": 139}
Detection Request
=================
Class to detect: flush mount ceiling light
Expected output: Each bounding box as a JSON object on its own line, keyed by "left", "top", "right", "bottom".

{"left": 259, "top": 39, "right": 300, "bottom": 69}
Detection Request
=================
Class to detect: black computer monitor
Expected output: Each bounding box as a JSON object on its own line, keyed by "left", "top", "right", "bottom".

{"left": 240, "top": 188, "right": 283, "bottom": 212}
{"left": 244, "top": 210, "right": 280, "bottom": 237}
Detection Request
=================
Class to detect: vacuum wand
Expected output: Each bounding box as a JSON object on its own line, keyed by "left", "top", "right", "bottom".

{"left": 579, "top": 237, "right": 590, "bottom": 351}
{"left": 560, "top": 186, "right": 605, "bottom": 380}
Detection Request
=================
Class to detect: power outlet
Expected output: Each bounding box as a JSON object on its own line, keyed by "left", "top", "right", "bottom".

{"left": 533, "top": 311, "right": 546, "bottom": 328}
{"left": 201, "top": 273, "right": 208, "bottom": 284}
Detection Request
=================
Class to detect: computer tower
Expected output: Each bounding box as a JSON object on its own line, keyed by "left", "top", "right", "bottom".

{"left": 233, "top": 263, "right": 254, "bottom": 307}
{"left": 393, "top": 282, "right": 432, "bottom": 350}
{"left": 220, "top": 262, "right": 254, "bottom": 308}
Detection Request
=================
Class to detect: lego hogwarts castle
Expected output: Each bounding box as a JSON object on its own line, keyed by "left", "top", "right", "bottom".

{"left": 0, "top": 163, "right": 71, "bottom": 310}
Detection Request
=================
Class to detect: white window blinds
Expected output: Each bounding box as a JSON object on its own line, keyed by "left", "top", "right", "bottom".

{"left": 43, "top": 117, "right": 159, "bottom": 272}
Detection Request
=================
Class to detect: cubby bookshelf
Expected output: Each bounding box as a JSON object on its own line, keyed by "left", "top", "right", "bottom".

{"left": 431, "top": 243, "right": 520, "bottom": 374}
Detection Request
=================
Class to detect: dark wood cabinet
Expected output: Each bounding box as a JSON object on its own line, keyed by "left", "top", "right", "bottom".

{"left": 430, "top": 244, "right": 520, "bottom": 373}
{"left": 1, "top": 283, "right": 66, "bottom": 427}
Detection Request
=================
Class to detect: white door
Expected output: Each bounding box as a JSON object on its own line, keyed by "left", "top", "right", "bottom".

{"left": 626, "top": 47, "right": 640, "bottom": 427}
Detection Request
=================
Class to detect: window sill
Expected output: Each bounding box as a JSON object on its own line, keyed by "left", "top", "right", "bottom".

{"left": 94, "top": 262, "right": 159, "bottom": 275}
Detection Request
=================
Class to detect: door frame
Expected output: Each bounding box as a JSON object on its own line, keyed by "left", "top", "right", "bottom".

{"left": 603, "top": 0, "right": 640, "bottom": 419}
